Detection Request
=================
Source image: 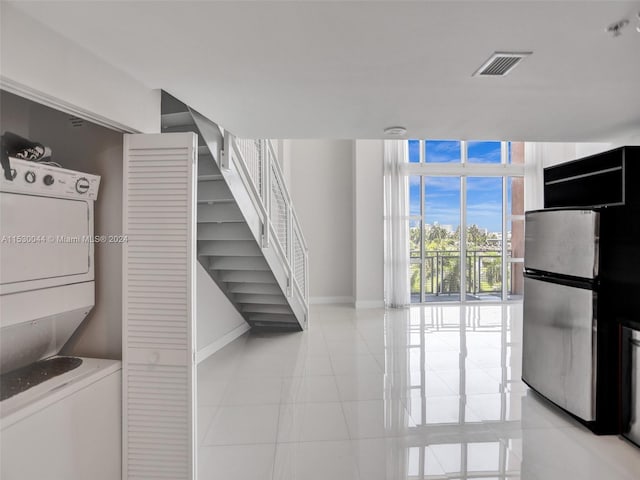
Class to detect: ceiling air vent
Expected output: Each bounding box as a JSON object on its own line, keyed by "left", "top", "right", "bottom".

{"left": 473, "top": 52, "right": 532, "bottom": 77}
{"left": 69, "top": 116, "right": 85, "bottom": 128}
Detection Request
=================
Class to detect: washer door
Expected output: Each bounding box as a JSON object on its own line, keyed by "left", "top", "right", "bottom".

{"left": 0, "top": 192, "right": 92, "bottom": 290}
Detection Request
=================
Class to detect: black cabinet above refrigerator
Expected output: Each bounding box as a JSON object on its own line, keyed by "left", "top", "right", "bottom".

{"left": 544, "top": 146, "right": 640, "bottom": 209}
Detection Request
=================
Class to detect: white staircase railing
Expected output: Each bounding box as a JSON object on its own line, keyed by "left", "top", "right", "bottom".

{"left": 224, "top": 133, "right": 309, "bottom": 314}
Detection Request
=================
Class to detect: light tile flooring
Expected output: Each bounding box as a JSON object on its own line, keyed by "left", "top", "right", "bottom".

{"left": 197, "top": 303, "right": 640, "bottom": 479}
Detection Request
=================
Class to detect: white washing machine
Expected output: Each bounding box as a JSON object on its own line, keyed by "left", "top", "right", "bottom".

{"left": 0, "top": 158, "right": 121, "bottom": 480}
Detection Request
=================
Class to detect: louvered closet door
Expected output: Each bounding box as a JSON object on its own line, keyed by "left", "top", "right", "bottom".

{"left": 123, "top": 133, "right": 197, "bottom": 480}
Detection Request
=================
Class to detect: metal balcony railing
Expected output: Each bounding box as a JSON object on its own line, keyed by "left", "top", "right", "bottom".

{"left": 412, "top": 250, "right": 508, "bottom": 297}
{"left": 225, "top": 134, "right": 309, "bottom": 311}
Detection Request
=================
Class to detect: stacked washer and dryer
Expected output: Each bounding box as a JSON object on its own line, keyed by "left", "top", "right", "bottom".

{"left": 0, "top": 158, "right": 121, "bottom": 480}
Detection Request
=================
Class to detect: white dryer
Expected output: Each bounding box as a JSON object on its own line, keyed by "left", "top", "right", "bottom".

{"left": 0, "top": 158, "right": 121, "bottom": 480}
{"left": 1, "top": 158, "right": 102, "bottom": 373}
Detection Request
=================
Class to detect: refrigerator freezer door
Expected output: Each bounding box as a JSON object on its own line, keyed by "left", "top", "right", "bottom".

{"left": 522, "top": 276, "right": 596, "bottom": 421}
{"left": 525, "top": 209, "right": 599, "bottom": 279}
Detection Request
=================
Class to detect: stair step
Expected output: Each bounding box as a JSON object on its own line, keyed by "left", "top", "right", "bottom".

{"left": 219, "top": 271, "right": 276, "bottom": 284}
{"left": 210, "top": 256, "right": 269, "bottom": 271}
{"left": 247, "top": 313, "right": 297, "bottom": 323}
{"left": 162, "top": 125, "right": 205, "bottom": 146}
{"left": 199, "top": 240, "right": 260, "bottom": 257}
{"left": 198, "top": 145, "right": 211, "bottom": 157}
{"left": 198, "top": 223, "right": 253, "bottom": 241}
{"left": 228, "top": 283, "right": 282, "bottom": 295}
{"left": 198, "top": 203, "right": 244, "bottom": 223}
{"left": 249, "top": 321, "right": 301, "bottom": 331}
{"left": 198, "top": 180, "right": 233, "bottom": 203}
{"left": 249, "top": 322, "right": 303, "bottom": 333}
{"left": 242, "top": 304, "right": 292, "bottom": 314}
{"left": 161, "top": 111, "right": 194, "bottom": 129}
{"left": 235, "top": 294, "right": 287, "bottom": 305}
{"left": 198, "top": 174, "right": 223, "bottom": 182}
{"left": 198, "top": 158, "right": 221, "bottom": 178}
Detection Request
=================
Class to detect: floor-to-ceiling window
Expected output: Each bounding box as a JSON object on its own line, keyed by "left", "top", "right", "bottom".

{"left": 408, "top": 140, "right": 524, "bottom": 303}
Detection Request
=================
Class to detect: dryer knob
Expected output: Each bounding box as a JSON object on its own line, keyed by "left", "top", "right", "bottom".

{"left": 25, "top": 171, "right": 36, "bottom": 183}
{"left": 43, "top": 174, "right": 54, "bottom": 186}
{"left": 75, "top": 177, "right": 90, "bottom": 194}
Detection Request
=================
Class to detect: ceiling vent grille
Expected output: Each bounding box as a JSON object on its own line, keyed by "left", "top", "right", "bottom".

{"left": 69, "top": 116, "right": 85, "bottom": 127}
{"left": 473, "top": 52, "right": 532, "bottom": 77}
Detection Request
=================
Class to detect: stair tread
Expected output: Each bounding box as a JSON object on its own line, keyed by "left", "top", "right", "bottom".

{"left": 209, "top": 256, "right": 270, "bottom": 271}
{"left": 197, "top": 203, "right": 244, "bottom": 223}
{"left": 198, "top": 180, "right": 233, "bottom": 203}
{"left": 248, "top": 321, "right": 301, "bottom": 331}
{"left": 228, "top": 283, "right": 283, "bottom": 295}
{"left": 219, "top": 271, "right": 276, "bottom": 284}
{"left": 242, "top": 304, "right": 292, "bottom": 314}
{"left": 199, "top": 174, "right": 223, "bottom": 181}
{"left": 235, "top": 293, "right": 287, "bottom": 305}
{"left": 161, "top": 111, "right": 194, "bottom": 129}
{"left": 247, "top": 313, "right": 295, "bottom": 320}
{"left": 198, "top": 222, "right": 253, "bottom": 241}
{"left": 199, "top": 240, "right": 261, "bottom": 257}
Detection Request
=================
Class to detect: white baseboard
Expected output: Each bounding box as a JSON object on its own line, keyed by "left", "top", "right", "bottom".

{"left": 354, "top": 300, "right": 385, "bottom": 309}
{"left": 196, "top": 323, "right": 250, "bottom": 364}
{"left": 309, "top": 296, "right": 354, "bottom": 305}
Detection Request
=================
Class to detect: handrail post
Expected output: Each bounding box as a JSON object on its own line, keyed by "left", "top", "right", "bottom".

{"left": 287, "top": 204, "right": 293, "bottom": 297}
{"left": 221, "top": 131, "right": 231, "bottom": 170}
{"left": 262, "top": 141, "right": 271, "bottom": 248}
{"left": 305, "top": 249, "right": 309, "bottom": 304}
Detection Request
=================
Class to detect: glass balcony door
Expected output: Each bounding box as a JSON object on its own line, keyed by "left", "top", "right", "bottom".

{"left": 465, "top": 177, "right": 503, "bottom": 301}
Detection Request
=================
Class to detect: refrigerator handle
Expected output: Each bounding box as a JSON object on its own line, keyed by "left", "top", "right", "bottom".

{"left": 523, "top": 269, "right": 596, "bottom": 290}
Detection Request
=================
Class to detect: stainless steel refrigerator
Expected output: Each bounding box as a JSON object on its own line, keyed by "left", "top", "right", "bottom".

{"left": 523, "top": 208, "right": 619, "bottom": 433}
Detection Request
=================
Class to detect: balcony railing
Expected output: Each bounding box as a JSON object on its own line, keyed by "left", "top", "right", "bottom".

{"left": 225, "top": 134, "right": 309, "bottom": 312}
{"left": 411, "top": 250, "right": 517, "bottom": 299}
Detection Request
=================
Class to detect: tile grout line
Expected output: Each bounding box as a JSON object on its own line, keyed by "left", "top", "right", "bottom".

{"left": 327, "top": 317, "right": 366, "bottom": 479}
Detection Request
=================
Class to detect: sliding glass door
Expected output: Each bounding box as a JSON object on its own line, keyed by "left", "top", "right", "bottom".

{"left": 465, "top": 176, "right": 503, "bottom": 301}
{"left": 410, "top": 176, "right": 462, "bottom": 303}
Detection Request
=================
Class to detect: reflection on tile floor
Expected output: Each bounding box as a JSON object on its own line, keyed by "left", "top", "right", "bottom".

{"left": 198, "top": 304, "right": 640, "bottom": 479}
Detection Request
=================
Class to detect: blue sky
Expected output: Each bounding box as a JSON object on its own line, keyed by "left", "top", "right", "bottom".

{"left": 409, "top": 140, "right": 509, "bottom": 233}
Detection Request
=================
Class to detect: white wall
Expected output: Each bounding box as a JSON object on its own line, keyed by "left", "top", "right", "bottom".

{"left": 1, "top": 90, "right": 124, "bottom": 360}
{"left": 1, "top": 3, "right": 159, "bottom": 133}
{"left": 353, "top": 140, "right": 384, "bottom": 308}
{"left": 285, "top": 139, "right": 385, "bottom": 308}
{"left": 288, "top": 139, "right": 354, "bottom": 303}
{"left": 196, "top": 264, "right": 249, "bottom": 361}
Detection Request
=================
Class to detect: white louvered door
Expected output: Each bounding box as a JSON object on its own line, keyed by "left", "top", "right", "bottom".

{"left": 122, "top": 133, "right": 198, "bottom": 480}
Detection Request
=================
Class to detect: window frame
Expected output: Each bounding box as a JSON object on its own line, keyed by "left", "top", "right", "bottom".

{"left": 406, "top": 140, "right": 525, "bottom": 303}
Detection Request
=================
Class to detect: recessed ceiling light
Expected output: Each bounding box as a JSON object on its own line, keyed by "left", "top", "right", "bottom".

{"left": 384, "top": 126, "right": 407, "bottom": 137}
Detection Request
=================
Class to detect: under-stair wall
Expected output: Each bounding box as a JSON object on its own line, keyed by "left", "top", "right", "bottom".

{"left": 196, "top": 263, "right": 249, "bottom": 362}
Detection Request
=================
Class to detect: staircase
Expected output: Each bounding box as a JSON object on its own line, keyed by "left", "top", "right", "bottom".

{"left": 160, "top": 92, "right": 308, "bottom": 330}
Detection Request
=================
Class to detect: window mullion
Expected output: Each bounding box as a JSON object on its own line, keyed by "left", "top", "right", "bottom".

{"left": 421, "top": 175, "right": 425, "bottom": 303}
{"left": 461, "top": 175, "right": 467, "bottom": 304}
{"left": 502, "top": 176, "right": 508, "bottom": 300}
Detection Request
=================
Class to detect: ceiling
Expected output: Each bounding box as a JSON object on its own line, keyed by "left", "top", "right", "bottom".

{"left": 8, "top": 1, "right": 640, "bottom": 141}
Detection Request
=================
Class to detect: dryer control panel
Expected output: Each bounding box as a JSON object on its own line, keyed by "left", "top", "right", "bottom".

{"left": 1, "top": 158, "right": 100, "bottom": 200}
